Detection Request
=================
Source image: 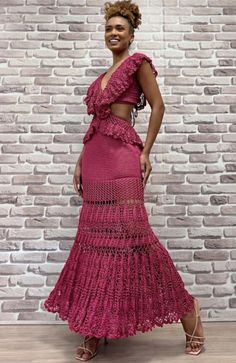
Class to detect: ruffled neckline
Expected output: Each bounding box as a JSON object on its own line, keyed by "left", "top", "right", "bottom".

{"left": 84, "top": 52, "right": 158, "bottom": 117}
{"left": 99, "top": 53, "right": 136, "bottom": 93}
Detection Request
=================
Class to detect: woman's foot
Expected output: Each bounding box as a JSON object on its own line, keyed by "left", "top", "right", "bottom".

{"left": 180, "top": 298, "right": 205, "bottom": 354}
{"left": 75, "top": 336, "right": 100, "bottom": 361}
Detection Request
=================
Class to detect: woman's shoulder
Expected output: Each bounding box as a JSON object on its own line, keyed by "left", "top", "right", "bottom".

{"left": 129, "top": 52, "right": 158, "bottom": 77}
{"left": 131, "top": 51, "right": 152, "bottom": 59}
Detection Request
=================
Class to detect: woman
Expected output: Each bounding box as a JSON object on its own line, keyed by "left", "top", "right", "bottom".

{"left": 44, "top": 0, "right": 205, "bottom": 360}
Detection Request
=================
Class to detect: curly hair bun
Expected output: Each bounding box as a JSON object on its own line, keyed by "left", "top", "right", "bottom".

{"left": 104, "top": 0, "right": 142, "bottom": 30}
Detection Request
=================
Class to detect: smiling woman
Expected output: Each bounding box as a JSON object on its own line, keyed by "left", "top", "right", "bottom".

{"left": 43, "top": 0, "right": 205, "bottom": 361}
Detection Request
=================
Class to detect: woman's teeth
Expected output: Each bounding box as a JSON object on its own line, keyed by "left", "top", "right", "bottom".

{"left": 110, "top": 39, "right": 119, "bottom": 44}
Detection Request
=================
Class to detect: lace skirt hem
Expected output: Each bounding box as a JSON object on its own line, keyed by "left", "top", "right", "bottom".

{"left": 44, "top": 130, "right": 195, "bottom": 339}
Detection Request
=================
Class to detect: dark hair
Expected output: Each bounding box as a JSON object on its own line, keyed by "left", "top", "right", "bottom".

{"left": 104, "top": 0, "right": 142, "bottom": 34}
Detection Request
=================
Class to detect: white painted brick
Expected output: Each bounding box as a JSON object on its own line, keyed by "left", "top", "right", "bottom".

{"left": 0, "top": 0, "right": 235, "bottom": 323}
{"left": 188, "top": 205, "right": 220, "bottom": 215}
{"left": 213, "top": 286, "right": 235, "bottom": 297}
{"left": 224, "top": 228, "right": 236, "bottom": 237}
{"left": 176, "top": 195, "right": 209, "bottom": 205}
{"left": 213, "top": 261, "right": 236, "bottom": 272}
{"left": 188, "top": 228, "right": 222, "bottom": 238}
{"left": 168, "top": 250, "right": 192, "bottom": 261}
{"left": 2, "top": 300, "right": 39, "bottom": 312}
{"left": 196, "top": 273, "right": 229, "bottom": 284}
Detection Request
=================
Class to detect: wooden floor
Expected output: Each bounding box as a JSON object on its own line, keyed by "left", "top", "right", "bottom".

{"left": 0, "top": 322, "right": 235, "bottom": 362}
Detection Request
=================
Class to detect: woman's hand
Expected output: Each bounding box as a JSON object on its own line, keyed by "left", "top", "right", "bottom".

{"left": 140, "top": 152, "right": 152, "bottom": 188}
{"left": 73, "top": 163, "right": 83, "bottom": 198}
{"left": 73, "top": 152, "right": 84, "bottom": 198}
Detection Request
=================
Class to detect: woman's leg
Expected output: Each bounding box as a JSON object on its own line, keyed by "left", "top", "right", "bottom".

{"left": 180, "top": 297, "right": 205, "bottom": 353}
{"left": 76, "top": 336, "right": 101, "bottom": 360}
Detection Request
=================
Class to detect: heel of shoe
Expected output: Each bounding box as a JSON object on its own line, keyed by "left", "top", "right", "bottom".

{"left": 104, "top": 336, "right": 108, "bottom": 345}
{"left": 195, "top": 298, "right": 201, "bottom": 317}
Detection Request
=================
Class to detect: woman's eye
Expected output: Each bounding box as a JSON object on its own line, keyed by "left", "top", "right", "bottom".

{"left": 105, "top": 27, "right": 125, "bottom": 32}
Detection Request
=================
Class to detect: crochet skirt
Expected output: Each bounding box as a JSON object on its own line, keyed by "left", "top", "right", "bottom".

{"left": 44, "top": 122, "right": 195, "bottom": 339}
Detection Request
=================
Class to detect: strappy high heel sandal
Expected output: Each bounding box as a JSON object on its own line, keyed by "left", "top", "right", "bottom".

{"left": 184, "top": 298, "right": 205, "bottom": 355}
{"left": 75, "top": 336, "right": 108, "bottom": 361}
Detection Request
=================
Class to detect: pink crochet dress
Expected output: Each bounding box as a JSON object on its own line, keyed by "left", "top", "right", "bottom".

{"left": 44, "top": 52, "right": 195, "bottom": 339}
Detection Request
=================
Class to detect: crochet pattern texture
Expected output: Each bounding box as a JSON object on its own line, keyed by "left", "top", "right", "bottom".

{"left": 44, "top": 53, "right": 195, "bottom": 339}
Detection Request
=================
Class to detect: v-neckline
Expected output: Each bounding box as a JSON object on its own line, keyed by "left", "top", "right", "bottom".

{"left": 100, "top": 54, "right": 134, "bottom": 92}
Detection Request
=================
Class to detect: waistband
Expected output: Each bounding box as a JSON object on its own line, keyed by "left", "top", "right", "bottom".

{"left": 83, "top": 114, "right": 144, "bottom": 151}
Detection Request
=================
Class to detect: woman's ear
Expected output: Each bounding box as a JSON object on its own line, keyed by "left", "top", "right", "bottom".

{"left": 129, "top": 35, "right": 134, "bottom": 45}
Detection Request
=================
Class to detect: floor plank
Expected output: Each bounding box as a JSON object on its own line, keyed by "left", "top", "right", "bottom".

{"left": 0, "top": 322, "right": 235, "bottom": 362}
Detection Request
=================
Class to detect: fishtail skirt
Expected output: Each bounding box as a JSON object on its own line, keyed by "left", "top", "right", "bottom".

{"left": 44, "top": 117, "right": 195, "bottom": 339}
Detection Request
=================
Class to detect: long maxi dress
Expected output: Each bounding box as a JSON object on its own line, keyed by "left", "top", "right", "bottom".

{"left": 44, "top": 52, "right": 195, "bottom": 339}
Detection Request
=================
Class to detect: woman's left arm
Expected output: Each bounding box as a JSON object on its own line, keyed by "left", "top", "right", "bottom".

{"left": 136, "top": 60, "right": 165, "bottom": 187}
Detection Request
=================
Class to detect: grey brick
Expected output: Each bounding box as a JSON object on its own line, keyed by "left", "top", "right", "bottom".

{"left": 196, "top": 273, "right": 229, "bottom": 284}
{"left": 194, "top": 250, "right": 229, "bottom": 261}
{"left": 11, "top": 252, "right": 46, "bottom": 263}
{"left": 18, "top": 312, "right": 55, "bottom": 320}
{"left": 2, "top": 300, "right": 39, "bottom": 312}
{"left": 34, "top": 196, "right": 68, "bottom": 206}
{"left": 214, "top": 286, "right": 235, "bottom": 297}
{"left": 11, "top": 207, "right": 44, "bottom": 216}
{"left": 168, "top": 216, "right": 202, "bottom": 227}
{"left": 25, "top": 217, "right": 59, "bottom": 228}
{"left": 198, "top": 298, "right": 227, "bottom": 309}
{"left": 12, "top": 176, "right": 46, "bottom": 185}
{"left": 47, "top": 251, "right": 69, "bottom": 262}
{"left": 23, "top": 241, "right": 58, "bottom": 250}
{"left": 167, "top": 185, "right": 201, "bottom": 194}
{"left": 9, "top": 275, "right": 44, "bottom": 287}
{"left": 202, "top": 185, "right": 236, "bottom": 194}
{"left": 210, "top": 195, "right": 228, "bottom": 205}
{"left": 0, "top": 287, "right": 25, "bottom": 299}
{"left": 8, "top": 229, "right": 42, "bottom": 239}
{"left": 44, "top": 229, "right": 76, "bottom": 240}
{"left": 176, "top": 196, "right": 209, "bottom": 205}
{"left": 187, "top": 175, "right": 219, "bottom": 184}
{"left": 204, "top": 217, "right": 236, "bottom": 226}
{"left": 229, "top": 298, "right": 236, "bottom": 308}
{"left": 167, "top": 239, "right": 203, "bottom": 249}
{"left": 188, "top": 228, "right": 222, "bottom": 238}
{"left": 169, "top": 251, "right": 192, "bottom": 261}
{"left": 205, "top": 239, "right": 236, "bottom": 249}
{"left": 27, "top": 186, "right": 61, "bottom": 195}
{"left": 188, "top": 205, "right": 220, "bottom": 215}
{"left": 153, "top": 205, "right": 185, "bottom": 215}
{"left": 213, "top": 261, "right": 236, "bottom": 272}
{"left": 0, "top": 265, "right": 26, "bottom": 275}
{"left": 0, "top": 242, "right": 20, "bottom": 251}
{"left": 220, "top": 175, "right": 236, "bottom": 183}
{"left": 186, "top": 262, "right": 212, "bottom": 273}
{"left": 28, "top": 264, "right": 63, "bottom": 275}
{"left": 224, "top": 228, "right": 236, "bottom": 237}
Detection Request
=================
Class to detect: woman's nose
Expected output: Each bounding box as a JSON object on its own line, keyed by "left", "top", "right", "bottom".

{"left": 110, "top": 29, "right": 118, "bottom": 36}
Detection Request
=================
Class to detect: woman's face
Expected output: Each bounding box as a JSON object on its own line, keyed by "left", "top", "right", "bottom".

{"left": 105, "top": 16, "right": 134, "bottom": 53}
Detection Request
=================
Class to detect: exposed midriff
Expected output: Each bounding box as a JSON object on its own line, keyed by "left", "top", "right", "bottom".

{"left": 110, "top": 102, "right": 134, "bottom": 123}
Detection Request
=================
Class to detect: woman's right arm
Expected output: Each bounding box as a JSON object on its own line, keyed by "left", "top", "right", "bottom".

{"left": 73, "top": 146, "right": 85, "bottom": 197}
{"left": 76, "top": 145, "right": 85, "bottom": 167}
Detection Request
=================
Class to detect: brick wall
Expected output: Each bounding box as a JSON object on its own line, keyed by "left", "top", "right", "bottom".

{"left": 0, "top": 0, "right": 235, "bottom": 323}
